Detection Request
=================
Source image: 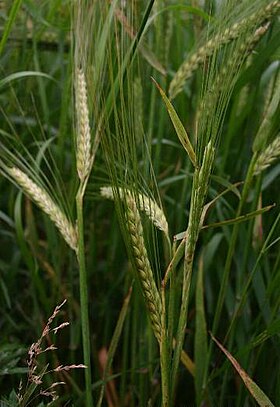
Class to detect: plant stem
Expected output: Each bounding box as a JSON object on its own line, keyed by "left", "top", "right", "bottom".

{"left": 171, "top": 243, "right": 195, "bottom": 402}
{"left": 160, "top": 286, "right": 170, "bottom": 407}
{"left": 76, "top": 184, "right": 93, "bottom": 407}
{"left": 171, "top": 142, "right": 214, "bottom": 401}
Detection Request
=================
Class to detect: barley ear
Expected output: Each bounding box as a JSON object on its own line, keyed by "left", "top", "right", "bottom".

{"left": 169, "top": 1, "right": 280, "bottom": 99}
{"left": 100, "top": 186, "right": 169, "bottom": 237}
{"left": 75, "top": 68, "right": 93, "bottom": 182}
{"left": 196, "top": 24, "right": 270, "bottom": 127}
{"left": 254, "top": 135, "right": 280, "bottom": 176}
{"left": 125, "top": 194, "right": 162, "bottom": 342}
{"left": 8, "top": 167, "right": 77, "bottom": 252}
{"left": 100, "top": 186, "right": 163, "bottom": 341}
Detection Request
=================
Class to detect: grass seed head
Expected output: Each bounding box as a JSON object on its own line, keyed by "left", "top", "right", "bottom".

{"left": 254, "top": 135, "right": 280, "bottom": 175}
{"left": 125, "top": 196, "right": 162, "bottom": 342}
{"left": 8, "top": 167, "right": 77, "bottom": 251}
{"left": 169, "top": 1, "right": 280, "bottom": 99}
{"left": 100, "top": 186, "right": 169, "bottom": 237}
{"left": 75, "top": 68, "right": 93, "bottom": 182}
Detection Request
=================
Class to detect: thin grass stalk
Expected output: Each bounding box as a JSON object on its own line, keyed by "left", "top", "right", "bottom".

{"left": 160, "top": 286, "right": 170, "bottom": 407}
{"left": 224, "top": 193, "right": 279, "bottom": 344}
{"left": 171, "top": 191, "right": 197, "bottom": 402}
{"left": 76, "top": 184, "right": 93, "bottom": 407}
{"left": 97, "top": 287, "right": 132, "bottom": 407}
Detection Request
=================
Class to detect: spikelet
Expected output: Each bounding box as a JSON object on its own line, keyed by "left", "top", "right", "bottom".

{"left": 8, "top": 167, "right": 77, "bottom": 251}
{"left": 169, "top": 1, "right": 280, "bottom": 99}
{"left": 100, "top": 186, "right": 169, "bottom": 237}
{"left": 75, "top": 68, "right": 92, "bottom": 182}
{"left": 254, "top": 135, "right": 280, "bottom": 176}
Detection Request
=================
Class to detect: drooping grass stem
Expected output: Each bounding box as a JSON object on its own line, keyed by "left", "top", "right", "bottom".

{"left": 76, "top": 183, "right": 93, "bottom": 407}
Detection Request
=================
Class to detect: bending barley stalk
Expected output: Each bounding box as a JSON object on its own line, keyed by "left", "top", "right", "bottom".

{"left": 75, "top": 67, "right": 94, "bottom": 406}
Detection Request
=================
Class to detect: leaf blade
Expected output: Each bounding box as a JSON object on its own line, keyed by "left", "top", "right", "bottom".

{"left": 211, "top": 334, "right": 275, "bottom": 407}
{"left": 152, "top": 78, "right": 197, "bottom": 167}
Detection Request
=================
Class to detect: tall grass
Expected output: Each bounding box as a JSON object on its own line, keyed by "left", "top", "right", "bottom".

{"left": 0, "top": 0, "right": 279, "bottom": 406}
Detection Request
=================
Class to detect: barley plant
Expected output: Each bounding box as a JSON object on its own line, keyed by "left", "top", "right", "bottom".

{"left": 0, "top": 1, "right": 279, "bottom": 406}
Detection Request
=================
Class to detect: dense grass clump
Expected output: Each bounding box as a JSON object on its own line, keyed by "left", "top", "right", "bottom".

{"left": 0, "top": 1, "right": 279, "bottom": 406}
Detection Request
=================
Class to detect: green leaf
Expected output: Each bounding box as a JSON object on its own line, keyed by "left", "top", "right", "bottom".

{"left": 152, "top": 78, "right": 197, "bottom": 167}
{"left": 211, "top": 334, "right": 275, "bottom": 407}
{"left": 202, "top": 204, "right": 275, "bottom": 230}
{"left": 211, "top": 175, "right": 241, "bottom": 199}
{"left": 139, "top": 42, "right": 166, "bottom": 75}
{"left": 0, "top": 71, "right": 55, "bottom": 90}
{"left": 149, "top": 5, "right": 212, "bottom": 25}
{"left": 0, "top": 0, "right": 23, "bottom": 57}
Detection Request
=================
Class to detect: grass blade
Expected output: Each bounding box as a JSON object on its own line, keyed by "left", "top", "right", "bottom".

{"left": 0, "top": 0, "right": 23, "bottom": 57}
{"left": 211, "top": 334, "right": 275, "bottom": 407}
{"left": 202, "top": 204, "right": 276, "bottom": 229}
{"left": 152, "top": 78, "right": 197, "bottom": 168}
{"left": 0, "top": 71, "right": 54, "bottom": 90}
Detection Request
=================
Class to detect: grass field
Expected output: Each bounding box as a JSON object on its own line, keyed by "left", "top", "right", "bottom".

{"left": 0, "top": 1, "right": 280, "bottom": 406}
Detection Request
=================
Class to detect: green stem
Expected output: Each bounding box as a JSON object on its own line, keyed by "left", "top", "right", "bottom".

{"left": 97, "top": 287, "right": 132, "bottom": 407}
{"left": 76, "top": 184, "right": 93, "bottom": 407}
{"left": 171, "top": 167, "right": 199, "bottom": 402}
{"left": 171, "top": 142, "right": 214, "bottom": 401}
{"left": 160, "top": 286, "right": 170, "bottom": 407}
{"left": 171, "top": 244, "right": 195, "bottom": 402}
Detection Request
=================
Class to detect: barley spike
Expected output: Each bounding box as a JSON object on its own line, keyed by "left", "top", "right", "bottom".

{"left": 8, "top": 167, "right": 77, "bottom": 251}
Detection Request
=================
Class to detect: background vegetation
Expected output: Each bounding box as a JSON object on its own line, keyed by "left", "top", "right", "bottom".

{"left": 0, "top": 0, "right": 279, "bottom": 406}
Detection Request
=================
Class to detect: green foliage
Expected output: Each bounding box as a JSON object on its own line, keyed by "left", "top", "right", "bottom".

{"left": 0, "top": 0, "right": 279, "bottom": 406}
